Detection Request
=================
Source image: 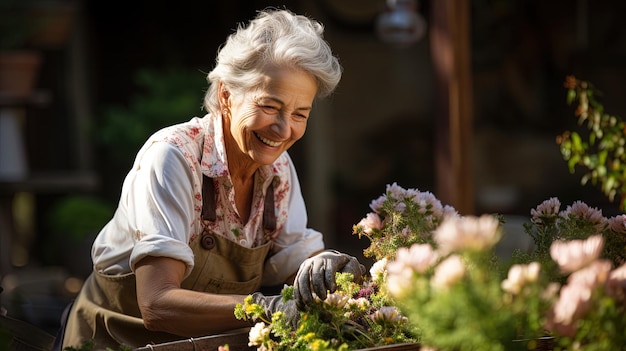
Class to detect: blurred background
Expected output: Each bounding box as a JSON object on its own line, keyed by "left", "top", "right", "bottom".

{"left": 1, "top": 0, "right": 626, "bottom": 338}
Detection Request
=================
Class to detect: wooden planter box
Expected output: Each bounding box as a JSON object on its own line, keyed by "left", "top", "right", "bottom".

{"left": 133, "top": 332, "right": 557, "bottom": 351}
{"left": 133, "top": 331, "right": 420, "bottom": 351}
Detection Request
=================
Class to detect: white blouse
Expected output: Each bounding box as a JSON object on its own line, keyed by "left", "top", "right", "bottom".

{"left": 91, "top": 114, "right": 324, "bottom": 286}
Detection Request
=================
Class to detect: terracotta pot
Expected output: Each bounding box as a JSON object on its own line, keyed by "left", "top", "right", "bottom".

{"left": 0, "top": 51, "right": 42, "bottom": 99}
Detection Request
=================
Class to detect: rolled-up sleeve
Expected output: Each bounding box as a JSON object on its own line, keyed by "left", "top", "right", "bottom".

{"left": 127, "top": 142, "right": 197, "bottom": 277}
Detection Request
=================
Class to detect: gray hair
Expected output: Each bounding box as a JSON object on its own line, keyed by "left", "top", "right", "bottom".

{"left": 204, "top": 9, "right": 342, "bottom": 115}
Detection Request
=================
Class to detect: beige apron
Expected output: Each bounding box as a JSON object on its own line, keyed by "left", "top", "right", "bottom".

{"left": 61, "top": 176, "right": 275, "bottom": 350}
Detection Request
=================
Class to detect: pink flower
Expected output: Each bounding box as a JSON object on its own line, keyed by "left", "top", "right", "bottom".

{"left": 387, "top": 244, "right": 439, "bottom": 297}
{"left": 607, "top": 263, "right": 626, "bottom": 300}
{"left": 559, "top": 201, "right": 606, "bottom": 230}
{"left": 567, "top": 260, "right": 612, "bottom": 288}
{"left": 434, "top": 215, "right": 501, "bottom": 254}
{"left": 531, "top": 197, "right": 561, "bottom": 225}
{"left": 546, "top": 260, "right": 612, "bottom": 338}
{"left": 547, "top": 283, "right": 593, "bottom": 336}
{"left": 501, "top": 262, "right": 541, "bottom": 294}
{"left": 442, "top": 205, "right": 459, "bottom": 219}
{"left": 394, "top": 201, "right": 407, "bottom": 213}
{"left": 409, "top": 190, "right": 443, "bottom": 217}
{"left": 431, "top": 255, "right": 465, "bottom": 289}
{"left": 386, "top": 260, "right": 416, "bottom": 297}
{"left": 356, "top": 212, "right": 383, "bottom": 235}
{"left": 550, "top": 235, "right": 604, "bottom": 273}
{"left": 607, "top": 214, "right": 626, "bottom": 234}
{"left": 369, "top": 194, "right": 387, "bottom": 213}
{"left": 386, "top": 182, "right": 407, "bottom": 201}
{"left": 392, "top": 244, "right": 440, "bottom": 274}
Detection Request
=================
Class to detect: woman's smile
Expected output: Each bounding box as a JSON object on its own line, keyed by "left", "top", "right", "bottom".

{"left": 254, "top": 132, "right": 282, "bottom": 147}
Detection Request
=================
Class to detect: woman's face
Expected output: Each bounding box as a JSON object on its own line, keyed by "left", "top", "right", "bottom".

{"left": 224, "top": 66, "right": 318, "bottom": 166}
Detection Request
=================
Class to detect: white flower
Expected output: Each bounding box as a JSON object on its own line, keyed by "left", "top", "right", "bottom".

{"left": 370, "top": 306, "right": 407, "bottom": 324}
{"left": 370, "top": 258, "right": 388, "bottom": 280}
{"left": 434, "top": 215, "right": 501, "bottom": 254}
{"left": 501, "top": 262, "right": 541, "bottom": 294}
{"left": 431, "top": 255, "right": 465, "bottom": 289}
{"left": 248, "top": 322, "right": 270, "bottom": 346}
{"left": 550, "top": 235, "right": 604, "bottom": 273}
{"left": 323, "top": 292, "right": 350, "bottom": 309}
{"left": 347, "top": 297, "right": 370, "bottom": 311}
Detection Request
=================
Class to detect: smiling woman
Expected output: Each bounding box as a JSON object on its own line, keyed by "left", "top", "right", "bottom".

{"left": 57, "top": 8, "right": 365, "bottom": 351}
{"left": 220, "top": 66, "right": 317, "bottom": 170}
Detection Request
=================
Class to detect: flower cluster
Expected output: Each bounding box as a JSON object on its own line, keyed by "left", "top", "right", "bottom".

{"left": 235, "top": 272, "right": 416, "bottom": 351}
{"left": 236, "top": 182, "right": 626, "bottom": 351}
{"left": 544, "top": 235, "right": 626, "bottom": 350}
{"left": 386, "top": 214, "right": 548, "bottom": 351}
{"left": 352, "top": 182, "right": 458, "bottom": 261}
{"left": 521, "top": 197, "right": 626, "bottom": 274}
{"left": 383, "top": 192, "right": 626, "bottom": 351}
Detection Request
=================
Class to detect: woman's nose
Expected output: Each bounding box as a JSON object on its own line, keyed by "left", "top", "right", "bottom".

{"left": 270, "top": 115, "right": 289, "bottom": 136}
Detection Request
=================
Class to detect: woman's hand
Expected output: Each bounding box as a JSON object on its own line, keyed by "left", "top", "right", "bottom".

{"left": 292, "top": 250, "right": 366, "bottom": 309}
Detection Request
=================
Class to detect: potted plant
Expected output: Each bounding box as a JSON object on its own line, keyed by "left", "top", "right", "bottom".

{"left": 45, "top": 195, "right": 113, "bottom": 279}
{"left": 0, "top": 0, "right": 77, "bottom": 98}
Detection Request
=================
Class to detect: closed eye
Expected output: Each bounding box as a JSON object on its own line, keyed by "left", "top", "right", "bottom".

{"left": 293, "top": 112, "right": 308, "bottom": 120}
{"left": 259, "top": 105, "right": 280, "bottom": 114}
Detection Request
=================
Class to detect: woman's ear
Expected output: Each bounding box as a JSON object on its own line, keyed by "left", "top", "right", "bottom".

{"left": 218, "top": 82, "right": 230, "bottom": 108}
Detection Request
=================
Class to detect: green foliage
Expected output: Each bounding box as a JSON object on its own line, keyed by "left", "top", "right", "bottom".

{"left": 558, "top": 76, "right": 626, "bottom": 210}
{"left": 393, "top": 244, "right": 547, "bottom": 351}
{"left": 47, "top": 195, "right": 113, "bottom": 241}
{"left": 98, "top": 68, "right": 207, "bottom": 168}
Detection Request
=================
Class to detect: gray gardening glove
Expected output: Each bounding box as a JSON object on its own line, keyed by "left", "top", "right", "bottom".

{"left": 293, "top": 250, "right": 366, "bottom": 309}
{"left": 250, "top": 292, "right": 300, "bottom": 329}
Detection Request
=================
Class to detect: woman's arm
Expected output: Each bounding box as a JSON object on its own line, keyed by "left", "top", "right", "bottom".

{"left": 135, "top": 255, "right": 250, "bottom": 337}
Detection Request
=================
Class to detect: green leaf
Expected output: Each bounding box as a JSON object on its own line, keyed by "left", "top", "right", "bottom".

{"left": 566, "top": 89, "right": 576, "bottom": 104}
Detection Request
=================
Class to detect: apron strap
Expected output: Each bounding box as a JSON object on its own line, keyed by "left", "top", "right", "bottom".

{"left": 202, "top": 175, "right": 276, "bottom": 232}
{"left": 263, "top": 181, "right": 276, "bottom": 233}
{"left": 201, "top": 175, "right": 217, "bottom": 222}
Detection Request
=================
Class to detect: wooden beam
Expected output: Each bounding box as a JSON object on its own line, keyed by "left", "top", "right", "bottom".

{"left": 430, "top": 0, "right": 474, "bottom": 214}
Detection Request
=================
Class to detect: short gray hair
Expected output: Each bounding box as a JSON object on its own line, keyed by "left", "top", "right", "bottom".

{"left": 204, "top": 9, "right": 342, "bottom": 115}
